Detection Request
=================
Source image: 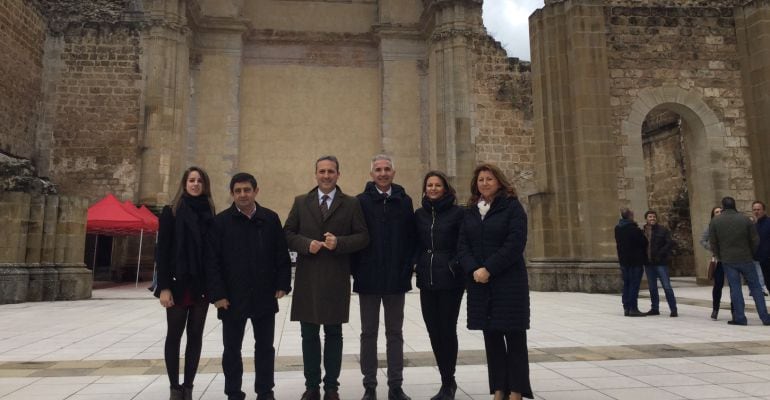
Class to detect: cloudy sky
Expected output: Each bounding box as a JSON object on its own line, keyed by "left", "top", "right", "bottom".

{"left": 482, "top": 0, "right": 545, "bottom": 61}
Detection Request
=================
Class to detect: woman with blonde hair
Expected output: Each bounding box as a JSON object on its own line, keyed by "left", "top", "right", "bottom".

{"left": 154, "top": 166, "right": 215, "bottom": 400}
{"left": 457, "top": 163, "right": 532, "bottom": 400}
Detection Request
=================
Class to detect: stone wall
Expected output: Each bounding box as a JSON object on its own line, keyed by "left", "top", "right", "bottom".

{"left": 39, "top": 25, "right": 143, "bottom": 202}
{"left": 0, "top": 0, "right": 46, "bottom": 159}
{"left": 472, "top": 35, "right": 536, "bottom": 205}
{"left": 608, "top": 3, "right": 753, "bottom": 211}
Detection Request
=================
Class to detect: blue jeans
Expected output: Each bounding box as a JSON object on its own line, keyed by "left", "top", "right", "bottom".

{"left": 723, "top": 261, "right": 770, "bottom": 324}
{"left": 645, "top": 265, "right": 677, "bottom": 312}
{"left": 755, "top": 261, "right": 768, "bottom": 292}
{"left": 620, "top": 265, "right": 644, "bottom": 311}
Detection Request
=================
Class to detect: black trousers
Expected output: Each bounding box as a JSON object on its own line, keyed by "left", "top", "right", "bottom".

{"left": 762, "top": 260, "right": 770, "bottom": 292}
{"left": 420, "top": 288, "right": 464, "bottom": 384}
{"left": 164, "top": 302, "right": 208, "bottom": 388}
{"left": 483, "top": 330, "right": 533, "bottom": 399}
{"left": 222, "top": 313, "right": 276, "bottom": 400}
{"left": 301, "top": 322, "right": 343, "bottom": 391}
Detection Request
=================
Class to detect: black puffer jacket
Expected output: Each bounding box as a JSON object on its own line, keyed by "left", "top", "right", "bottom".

{"left": 353, "top": 182, "right": 416, "bottom": 295}
{"left": 414, "top": 194, "right": 465, "bottom": 291}
{"left": 458, "top": 195, "right": 529, "bottom": 332}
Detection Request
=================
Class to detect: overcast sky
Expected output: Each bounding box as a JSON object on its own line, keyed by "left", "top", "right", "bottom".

{"left": 482, "top": 0, "right": 545, "bottom": 61}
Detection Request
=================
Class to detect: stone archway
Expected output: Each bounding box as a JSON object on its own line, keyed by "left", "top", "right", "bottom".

{"left": 622, "top": 87, "right": 730, "bottom": 281}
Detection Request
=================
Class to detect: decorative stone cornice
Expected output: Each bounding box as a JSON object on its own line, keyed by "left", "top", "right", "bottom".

{"left": 187, "top": 3, "right": 250, "bottom": 34}
{"left": 372, "top": 23, "right": 423, "bottom": 41}
{"left": 430, "top": 28, "right": 482, "bottom": 43}
{"left": 245, "top": 29, "right": 376, "bottom": 45}
{"left": 419, "top": 0, "right": 485, "bottom": 44}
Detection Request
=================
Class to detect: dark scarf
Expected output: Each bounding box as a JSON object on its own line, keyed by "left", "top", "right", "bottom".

{"left": 174, "top": 194, "right": 213, "bottom": 279}
{"left": 421, "top": 192, "right": 456, "bottom": 213}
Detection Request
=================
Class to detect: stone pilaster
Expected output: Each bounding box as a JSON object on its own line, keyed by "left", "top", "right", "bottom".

{"left": 737, "top": 0, "right": 770, "bottom": 203}
{"left": 0, "top": 192, "right": 31, "bottom": 303}
{"left": 54, "top": 196, "right": 91, "bottom": 301}
{"left": 138, "top": 0, "right": 190, "bottom": 206}
{"left": 423, "top": 0, "right": 484, "bottom": 199}
{"left": 529, "top": 0, "right": 620, "bottom": 292}
{"left": 187, "top": 3, "right": 248, "bottom": 209}
{"left": 375, "top": 23, "right": 426, "bottom": 199}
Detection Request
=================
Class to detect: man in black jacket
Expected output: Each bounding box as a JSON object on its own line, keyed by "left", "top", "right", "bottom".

{"left": 206, "top": 173, "right": 292, "bottom": 400}
{"left": 354, "top": 154, "right": 416, "bottom": 400}
{"left": 643, "top": 210, "right": 678, "bottom": 317}
{"left": 615, "top": 208, "right": 648, "bottom": 317}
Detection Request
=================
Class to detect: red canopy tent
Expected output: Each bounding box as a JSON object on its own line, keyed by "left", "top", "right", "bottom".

{"left": 87, "top": 194, "right": 145, "bottom": 234}
{"left": 86, "top": 194, "right": 159, "bottom": 286}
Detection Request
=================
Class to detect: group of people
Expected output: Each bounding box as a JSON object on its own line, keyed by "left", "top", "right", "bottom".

{"left": 152, "top": 155, "right": 533, "bottom": 400}
{"left": 615, "top": 197, "right": 770, "bottom": 326}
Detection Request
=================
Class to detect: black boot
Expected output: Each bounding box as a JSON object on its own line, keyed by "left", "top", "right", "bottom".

{"left": 440, "top": 381, "right": 457, "bottom": 399}
{"left": 170, "top": 386, "right": 184, "bottom": 400}
{"left": 711, "top": 309, "right": 718, "bottom": 320}
{"left": 182, "top": 384, "right": 193, "bottom": 400}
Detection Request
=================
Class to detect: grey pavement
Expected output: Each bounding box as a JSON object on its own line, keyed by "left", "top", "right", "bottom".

{"left": 2, "top": 277, "right": 770, "bottom": 399}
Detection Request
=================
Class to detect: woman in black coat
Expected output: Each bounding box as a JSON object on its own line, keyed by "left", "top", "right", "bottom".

{"left": 154, "top": 166, "right": 215, "bottom": 400}
{"left": 414, "top": 171, "right": 465, "bottom": 400}
{"left": 457, "top": 163, "right": 532, "bottom": 400}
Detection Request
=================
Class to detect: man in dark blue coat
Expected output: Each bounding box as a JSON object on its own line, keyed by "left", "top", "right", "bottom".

{"left": 752, "top": 201, "right": 770, "bottom": 293}
{"left": 614, "top": 208, "right": 648, "bottom": 317}
{"left": 353, "top": 154, "right": 416, "bottom": 400}
{"left": 206, "top": 173, "right": 292, "bottom": 400}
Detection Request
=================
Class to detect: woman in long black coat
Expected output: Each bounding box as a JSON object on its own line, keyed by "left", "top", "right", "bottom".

{"left": 414, "top": 171, "right": 465, "bottom": 400}
{"left": 154, "top": 166, "right": 215, "bottom": 400}
{"left": 457, "top": 163, "right": 532, "bottom": 400}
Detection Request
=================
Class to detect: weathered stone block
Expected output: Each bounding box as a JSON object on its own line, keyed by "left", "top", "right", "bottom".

{"left": 0, "top": 266, "right": 29, "bottom": 304}
{"left": 27, "top": 266, "right": 59, "bottom": 302}
{"left": 55, "top": 265, "right": 92, "bottom": 301}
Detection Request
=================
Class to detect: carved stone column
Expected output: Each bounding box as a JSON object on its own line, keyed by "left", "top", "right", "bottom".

{"left": 422, "top": 0, "right": 484, "bottom": 199}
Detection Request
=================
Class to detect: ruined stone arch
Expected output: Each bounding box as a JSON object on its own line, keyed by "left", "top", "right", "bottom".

{"left": 621, "top": 86, "right": 730, "bottom": 275}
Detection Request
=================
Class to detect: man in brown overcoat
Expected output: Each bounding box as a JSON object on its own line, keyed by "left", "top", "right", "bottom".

{"left": 284, "top": 155, "right": 369, "bottom": 400}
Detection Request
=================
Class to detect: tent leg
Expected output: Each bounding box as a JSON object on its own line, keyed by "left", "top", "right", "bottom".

{"left": 135, "top": 229, "right": 144, "bottom": 288}
{"left": 92, "top": 234, "right": 98, "bottom": 282}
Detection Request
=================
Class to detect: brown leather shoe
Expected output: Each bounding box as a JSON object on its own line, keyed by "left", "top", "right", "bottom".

{"left": 301, "top": 388, "right": 321, "bottom": 400}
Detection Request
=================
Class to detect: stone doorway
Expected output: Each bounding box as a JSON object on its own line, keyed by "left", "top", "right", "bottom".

{"left": 641, "top": 109, "right": 694, "bottom": 277}
{"left": 622, "top": 87, "right": 732, "bottom": 282}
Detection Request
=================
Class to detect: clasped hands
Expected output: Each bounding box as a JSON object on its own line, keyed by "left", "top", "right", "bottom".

{"left": 309, "top": 232, "right": 337, "bottom": 254}
{"left": 473, "top": 267, "right": 490, "bottom": 284}
{"left": 214, "top": 290, "right": 287, "bottom": 310}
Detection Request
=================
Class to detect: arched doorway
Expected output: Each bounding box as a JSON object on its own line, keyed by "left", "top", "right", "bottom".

{"left": 641, "top": 109, "right": 693, "bottom": 276}
{"left": 622, "top": 87, "right": 730, "bottom": 281}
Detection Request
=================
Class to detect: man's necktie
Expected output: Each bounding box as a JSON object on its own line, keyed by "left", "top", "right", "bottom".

{"left": 320, "top": 194, "right": 330, "bottom": 219}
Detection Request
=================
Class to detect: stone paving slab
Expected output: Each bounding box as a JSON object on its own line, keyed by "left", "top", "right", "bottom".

{"left": 2, "top": 279, "right": 770, "bottom": 399}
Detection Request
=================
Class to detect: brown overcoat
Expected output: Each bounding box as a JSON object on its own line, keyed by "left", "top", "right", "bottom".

{"left": 284, "top": 186, "right": 369, "bottom": 324}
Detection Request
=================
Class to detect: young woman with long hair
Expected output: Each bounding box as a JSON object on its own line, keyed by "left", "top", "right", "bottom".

{"left": 154, "top": 166, "right": 215, "bottom": 400}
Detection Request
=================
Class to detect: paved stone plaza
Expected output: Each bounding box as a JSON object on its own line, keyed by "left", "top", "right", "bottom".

{"left": 2, "top": 278, "right": 770, "bottom": 399}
